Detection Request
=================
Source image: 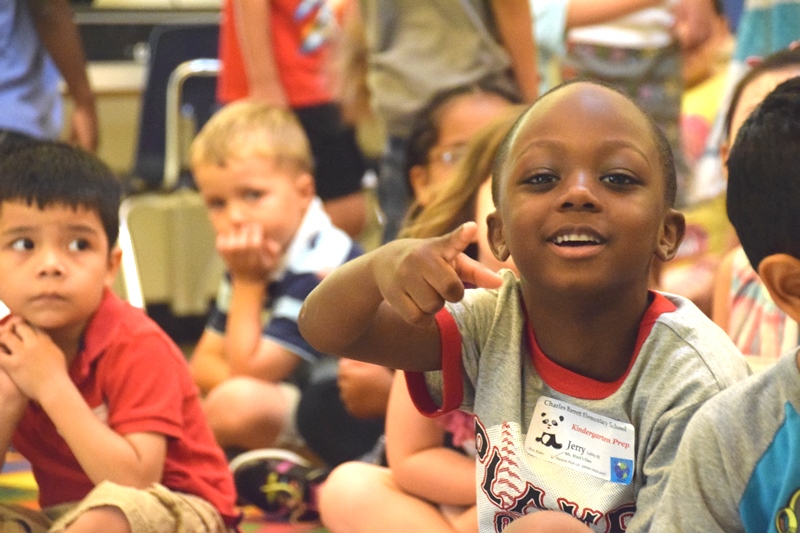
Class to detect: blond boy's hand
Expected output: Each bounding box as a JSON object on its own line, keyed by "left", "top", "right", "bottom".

{"left": 373, "top": 222, "right": 504, "bottom": 326}
{"left": 0, "top": 317, "right": 68, "bottom": 403}
{"left": 216, "top": 223, "right": 282, "bottom": 283}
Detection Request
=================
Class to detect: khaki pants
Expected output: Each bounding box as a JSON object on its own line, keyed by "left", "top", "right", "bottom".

{"left": 0, "top": 481, "right": 233, "bottom": 533}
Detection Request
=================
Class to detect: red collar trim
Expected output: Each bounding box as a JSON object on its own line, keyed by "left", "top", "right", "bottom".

{"left": 525, "top": 292, "right": 676, "bottom": 400}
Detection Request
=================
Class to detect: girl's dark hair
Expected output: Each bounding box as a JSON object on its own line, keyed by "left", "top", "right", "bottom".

{"left": 404, "top": 78, "right": 522, "bottom": 194}
{"left": 723, "top": 46, "right": 800, "bottom": 139}
{"left": 0, "top": 141, "right": 122, "bottom": 247}
{"left": 401, "top": 107, "right": 525, "bottom": 241}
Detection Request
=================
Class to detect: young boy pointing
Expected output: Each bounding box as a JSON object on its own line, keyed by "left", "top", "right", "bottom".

{"left": 299, "top": 80, "right": 750, "bottom": 532}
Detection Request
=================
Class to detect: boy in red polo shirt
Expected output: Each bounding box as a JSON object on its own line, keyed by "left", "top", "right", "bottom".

{"left": 0, "top": 142, "right": 239, "bottom": 532}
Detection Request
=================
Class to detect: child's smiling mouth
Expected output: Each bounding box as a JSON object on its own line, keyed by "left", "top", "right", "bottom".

{"left": 546, "top": 228, "right": 607, "bottom": 258}
{"left": 551, "top": 233, "right": 604, "bottom": 246}
{"left": 548, "top": 227, "right": 607, "bottom": 247}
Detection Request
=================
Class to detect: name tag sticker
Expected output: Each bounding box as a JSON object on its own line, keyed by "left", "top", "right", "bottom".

{"left": 524, "top": 396, "right": 635, "bottom": 484}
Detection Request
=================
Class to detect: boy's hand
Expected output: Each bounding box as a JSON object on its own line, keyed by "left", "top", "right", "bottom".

{"left": 216, "top": 223, "right": 282, "bottom": 283}
{"left": 0, "top": 317, "right": 68, "bottom": 402}
{"left": 337, "top": 359, "right": 394, "bottom": 419}
{"left": 374, "top": 222, "right": 503, "bottom": 325}
{"left": 0, "top": 366, "right": 27, "bottom": 409}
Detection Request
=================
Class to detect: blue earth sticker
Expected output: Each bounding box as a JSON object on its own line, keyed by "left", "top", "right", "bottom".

{"left": 610, "top": 458, "right": 634, "bottom": 484}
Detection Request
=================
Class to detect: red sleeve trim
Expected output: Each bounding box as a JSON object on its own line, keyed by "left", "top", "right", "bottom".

{"left": 404, "top": 308, "right": 464, "bottom": 418}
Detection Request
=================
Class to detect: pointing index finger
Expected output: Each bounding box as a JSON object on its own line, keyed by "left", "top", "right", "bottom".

{"left": 438, "top": 222, "right": 479, "bottom": 263}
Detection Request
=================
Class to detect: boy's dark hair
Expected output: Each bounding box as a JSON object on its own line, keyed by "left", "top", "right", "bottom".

{"left": 491, "top": 79, "right": 677, "bottom": 207}
{"left": 0, "top": 141, "right": 121, "bottom": 247}
{"left": 726, "top": 76, "right": 800, "bottom": 270}
{"left": 404, "top": 78, "right": 521, "bottom": 194}
{"left": 724, "top": 47, "right": 800, "bottom": 139}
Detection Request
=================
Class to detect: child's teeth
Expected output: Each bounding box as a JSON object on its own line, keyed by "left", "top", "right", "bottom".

{"left": 556, "top": 234, "right": 597, "bottom": 244}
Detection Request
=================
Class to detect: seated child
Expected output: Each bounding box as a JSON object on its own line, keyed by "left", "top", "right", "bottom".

{"left": 187, "top": 101, "right": 380, "bottom": 517}
{"left": 298, "top": 80, "right": 750, "bottom": 532}
{"left": 403, "top": 81, "right": 520, "bottom": 219}
{"left": 0, "top": 142, "right": 238, "bottom": 532}
{"left": 325, "top": 88, "right": 521, "bottom": 451}
{"left": 650, "top": 75, "right": 800, "bottom": 533}
{"left": 401, "top": 106, "right": 525, "bottom": 271}
{"left": 711, "top": 46, "right": 800, "bottom": 363}
{"left": 321, "top": 372, "right": 478, "bottom": 533}
{"left": 319, "top": 108, "right": 523, "bottom": 533}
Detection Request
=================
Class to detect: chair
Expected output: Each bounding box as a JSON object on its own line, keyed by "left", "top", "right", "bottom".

{"left": 129, "top": 24, "right": 220, "bottom": 191}
{"left": 116, "top": 187, "right": 223, "bottom": 316}
{"left": 114, "top": 24, "right": 224, "bottom": 319}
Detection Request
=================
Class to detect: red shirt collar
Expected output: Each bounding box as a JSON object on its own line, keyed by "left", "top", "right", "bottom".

{"left": 69, "top": 289, "right": 128, "bottom": 383}
{"left": 525, "top": 292, "right": 677, "bottom": 400}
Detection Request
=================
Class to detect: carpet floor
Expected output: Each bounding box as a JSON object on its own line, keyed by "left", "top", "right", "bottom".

{"left": 0, "top": 451, "right": 328, "bottom": 533}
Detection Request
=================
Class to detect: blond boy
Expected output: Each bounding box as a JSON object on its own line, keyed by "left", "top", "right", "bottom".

{"left": 189, "top": 102, "right": 372, "bottom": 518}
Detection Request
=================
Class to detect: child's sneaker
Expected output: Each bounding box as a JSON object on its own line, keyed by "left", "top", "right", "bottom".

{"left": 228, "top": 448, "right": 327, "bottom": 523}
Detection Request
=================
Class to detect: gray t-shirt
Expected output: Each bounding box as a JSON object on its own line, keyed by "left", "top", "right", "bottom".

{"left": 407, "top": 271, "right": 750, "bottom": 532}
{"left": 359, "top": 0, "right": 518, "bottom": 138}
{"left": 651, "top": 349, "right": 800, "bottom": 533}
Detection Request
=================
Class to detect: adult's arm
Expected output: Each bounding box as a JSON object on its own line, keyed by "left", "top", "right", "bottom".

{"left": 490, "top": 0, "right": 539, "bottom": 102}
{"left": 232, "top": 0, "right": 288, "bottom": 105}
{"left": 565, "top": 0, "right": 661, "bottom": 28}
{"left": 29, "top": 0, "right": 97, "bottom": 152}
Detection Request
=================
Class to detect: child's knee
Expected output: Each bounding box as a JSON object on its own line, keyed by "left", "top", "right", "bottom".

{"left": 319, "top": 462, "right": 389, "bottom": 524}
{"left": 204, "top": 377, "right": 283, "bottom": 426}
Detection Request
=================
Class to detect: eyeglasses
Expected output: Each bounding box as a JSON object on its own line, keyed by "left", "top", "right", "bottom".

{"left": 428, "top": 143, "right": 468, "bottom": 167}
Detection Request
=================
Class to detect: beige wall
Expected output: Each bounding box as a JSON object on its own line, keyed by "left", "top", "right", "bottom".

{"left": 61, "top": 62, "right": 145, "bottom": 174}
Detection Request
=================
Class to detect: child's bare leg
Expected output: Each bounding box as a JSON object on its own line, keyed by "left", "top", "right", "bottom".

{"left": 503, "top": 510, "right": 593, "bottom": 533}
{"left": 320, "top": 461, "right": 473, "bottom": 533}
{"left": 203, "top": 376, "right": 291, "bottom": 449}
{"left": 56, "top": 506, "right": 130, "bottom": 533}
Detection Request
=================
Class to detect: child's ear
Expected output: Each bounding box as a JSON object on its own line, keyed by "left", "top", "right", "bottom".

{"left": 758, "top": 254, "right": 800, "bottom": 324}
{"left": 105, "top": 245, "right": 123, "bottom": 289}
{"left": 487, "top": 210, "right": 510, "bottom": 261}
{"left": 296, "top": 172, "right": 316, "bottom": 201}
{"left": 654, "top": 209, "right": 686, "bottom": 262}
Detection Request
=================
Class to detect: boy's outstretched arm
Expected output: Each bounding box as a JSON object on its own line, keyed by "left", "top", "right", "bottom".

{"left": 0, "top": 318, "right": 167, "bottom": 489}
{"left": 299, "top": 223, "right": 503, "bottom": 372}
